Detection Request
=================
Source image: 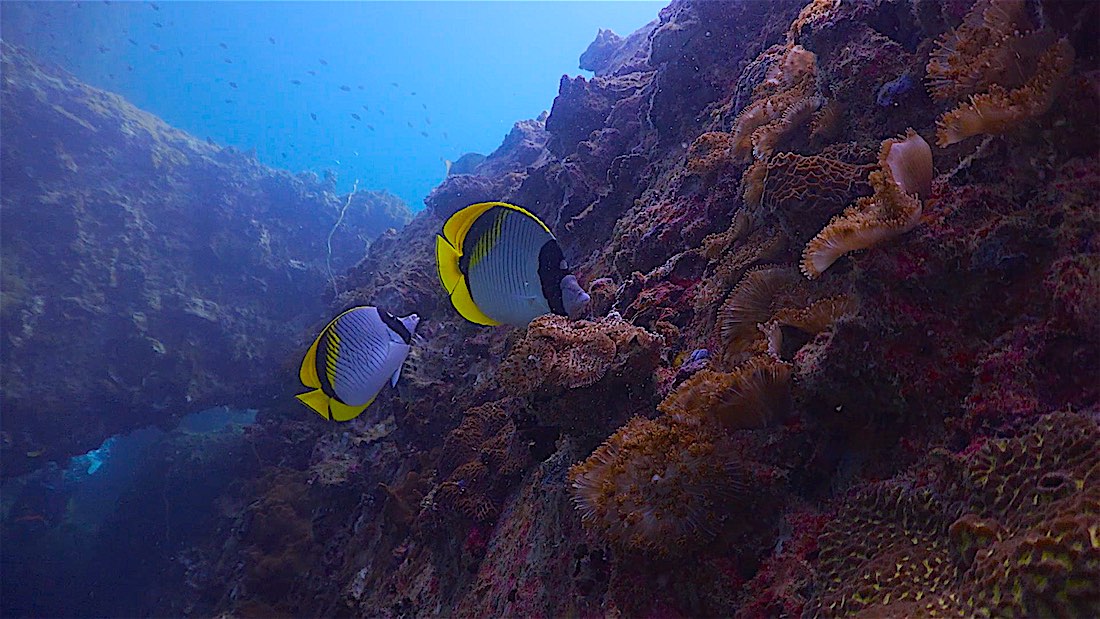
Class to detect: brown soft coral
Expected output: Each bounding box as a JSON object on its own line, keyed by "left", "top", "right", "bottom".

{"left": 497, "top": 315, "right": 662, "bottom": 436}
{"left": 813, "top": 411, "right": 1100, "bottom": 618}
{"left": 686, "top": 131, "right": 736, "bottom": 181}
{"left": 568, "top": 415, "right": 746, "bottom": 557}
{"left": 800, "top": 130, "right": 930, "bottom": 279}
{"left": 731, "top": 44, "right": 822, "bottom": 161}
{"left": 658, "top": 355, "right": 793, "bottom": 431}
{"left": 926, "top": 0, "right": 1075, "bottom": 147}
{"left": 498, "top": 314, "right": 661, "bottom": 396}
{"left": 717, "top": 266, "right": 802, "bottom": 352}
{"left": 936, "top": 37, "right": 1075, "bottom": 147}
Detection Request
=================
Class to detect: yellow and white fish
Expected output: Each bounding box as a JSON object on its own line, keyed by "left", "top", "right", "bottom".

{"left": 296, "top": 306, "right": 419, "bottom": 421}
{"left": 435, "top": 201, "right": 590, "bottom": 326}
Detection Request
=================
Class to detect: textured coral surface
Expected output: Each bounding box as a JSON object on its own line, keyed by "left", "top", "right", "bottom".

{"left": 3, "top": 0, "right": 1098, "bottom": 616}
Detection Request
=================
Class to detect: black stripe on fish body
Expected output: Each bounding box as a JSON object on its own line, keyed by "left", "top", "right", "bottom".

{"left": 538, "top": 239, "right": 568, "bottom": 316}
{"left": 315, "top": 329, "right": 341, "bottom": 401}
{"left": 376, "top": 307, "right": 411, "bottom": 343}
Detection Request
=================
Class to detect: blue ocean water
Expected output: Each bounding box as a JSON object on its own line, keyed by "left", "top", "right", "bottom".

{"left": 0, "top": 0, "right": 661, "bottom": 208}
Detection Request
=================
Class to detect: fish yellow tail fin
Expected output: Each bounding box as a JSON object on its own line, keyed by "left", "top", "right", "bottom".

{"left": 296, "top": 389, "right": 331, "bottom": 420}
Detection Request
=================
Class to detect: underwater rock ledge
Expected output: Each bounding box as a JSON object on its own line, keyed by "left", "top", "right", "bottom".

{"left": 0, "top": 41, "right": 411, "bottom": 478}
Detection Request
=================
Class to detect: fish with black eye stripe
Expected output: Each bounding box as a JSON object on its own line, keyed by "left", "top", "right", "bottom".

{"left": 296, "top": 307, "right": 419, "bottom": 421}
{"left": 435, "top": 202, "right": 590, "bottom": 326}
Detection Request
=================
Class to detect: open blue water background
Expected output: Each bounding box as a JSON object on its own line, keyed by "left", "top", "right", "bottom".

{"left": 1, "top": 1, "right": 662, "bottom": 208}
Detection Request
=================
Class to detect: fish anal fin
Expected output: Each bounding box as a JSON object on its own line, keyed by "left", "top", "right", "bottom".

{"left": 330, "top": 396, "right": 372, "bottom": 422}
{"left": 296, "top": 389, "right": 331, "bottom": 420}
{"left": 451, "top": 279, "right": 501, "bottom": 326}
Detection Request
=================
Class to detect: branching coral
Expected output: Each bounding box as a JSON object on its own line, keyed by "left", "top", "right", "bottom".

{"left": 813, "top": 411, "right": 1100, "bottom": 618}
{"left": 800, "top": 130, "right": 931, "bottom": 279}
{"left": 936, "top": 37, "right": 1075, "bottom": 147}
{"left": 568, "top": 415, "right": 746, "bottom": 557}
{"left": 731, "top": 44, "right": 822, "bottom": 160}
{"left": 658, "top": 355, "right": 793, "bottom": 431}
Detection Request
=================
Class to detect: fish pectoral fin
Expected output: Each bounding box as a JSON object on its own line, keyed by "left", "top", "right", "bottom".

{"left": 296, "top": 389, "right": 331, "bottom": 420}
{"left": 390, "top": 364, "right": 403, "bottom": 387}
{"left": 330, "top": 396, "right": 373, "bottom": 422}
{"left": 450, "top": 279, "right": 501, "bottom": 326}
{"left": 435, "top": 234, "right": 463, "bottom": 294}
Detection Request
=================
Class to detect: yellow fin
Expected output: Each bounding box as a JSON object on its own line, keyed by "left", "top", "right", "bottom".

{"left": 436, "top": 234, "right": 463, "bottom": 294}
{"left": 299, "top": 333, "right": 322, "bottom": 387}
{"left": 330, "top": 395, "right": 373, "bottom": 422}
{"left": 296, "top": 389, "right": 331, "bottom": 420}
{"left": 441, "top": 202, "right": 550, "bottom": 249}
{"left": 450, "top": 277, "right": 500, "bottom": 326}
{"left": 300, "top": 307, "right": 364, "bottom": 388}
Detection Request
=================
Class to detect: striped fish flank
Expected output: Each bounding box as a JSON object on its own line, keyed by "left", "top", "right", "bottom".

{"left": 464, "top": 206, "right": 552, "bottom": 326}
{"left": 297, "top": 307, "right": 419, "bottom": 422}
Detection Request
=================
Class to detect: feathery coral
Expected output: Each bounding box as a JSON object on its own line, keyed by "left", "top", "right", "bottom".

{"left": 926, "top": 0, "right": 1032, "bottom": 101}
{"left": 568, "top": 416, "right": 745, "bottom": 557}
{"left": 658, "top": 355, "right": 793, "bottom": 431}
{"left": 717, "top": 266, "right": 801, "bottom": 349}
{"left": 936, "top": 37, "right": 1075, "bottom": 147}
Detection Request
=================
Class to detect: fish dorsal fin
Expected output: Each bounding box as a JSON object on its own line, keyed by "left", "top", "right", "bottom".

{"left": 436, "top": 234, "right": 463, "bottom": 294}
{"left": 296, "top": 389, "right": 331, "bottom": 420}
{"left": 330, "top": 395, "right": 373, "bottom": 422}
{"left": 441, "top": 202, "right": 550, "bottom": 252}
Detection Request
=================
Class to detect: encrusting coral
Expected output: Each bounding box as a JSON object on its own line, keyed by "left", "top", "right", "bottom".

{"left": 800, "top": 129, "right": 931, "bottom": 278}
{"left": 813, "top": 411, "right": 1100, "bottom": 618}
{"left": 567, "top": 415, "right": 747, "bottom": 557}
{"left": 926, "top": 0, "right": 1076, "bottom": 147}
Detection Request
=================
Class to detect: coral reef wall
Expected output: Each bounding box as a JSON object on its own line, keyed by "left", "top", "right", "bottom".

{"left": 212, "top": 0, "right": 1099, "bottom": 616}
{"left": 0, "top": 42, "right": 411, "bottom": 478}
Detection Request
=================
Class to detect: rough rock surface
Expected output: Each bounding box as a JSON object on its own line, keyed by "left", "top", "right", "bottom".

{"left": 5, "top": 0, "right": 1100, "bottom": 616}
{"left": 0, "top": 42, "right": 411, "bottom": 477}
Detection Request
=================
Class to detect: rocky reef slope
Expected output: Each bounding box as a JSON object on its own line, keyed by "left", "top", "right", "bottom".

{"left": 0, "top": 42, "right": 411, "bottom": 478}
{"left": 206, "top": 0, "right": 1098, "bottom": 617}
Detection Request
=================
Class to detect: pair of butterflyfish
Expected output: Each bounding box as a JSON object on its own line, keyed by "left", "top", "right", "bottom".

{"left": 297, "top": 202, "right": 588, "bottom": 422}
